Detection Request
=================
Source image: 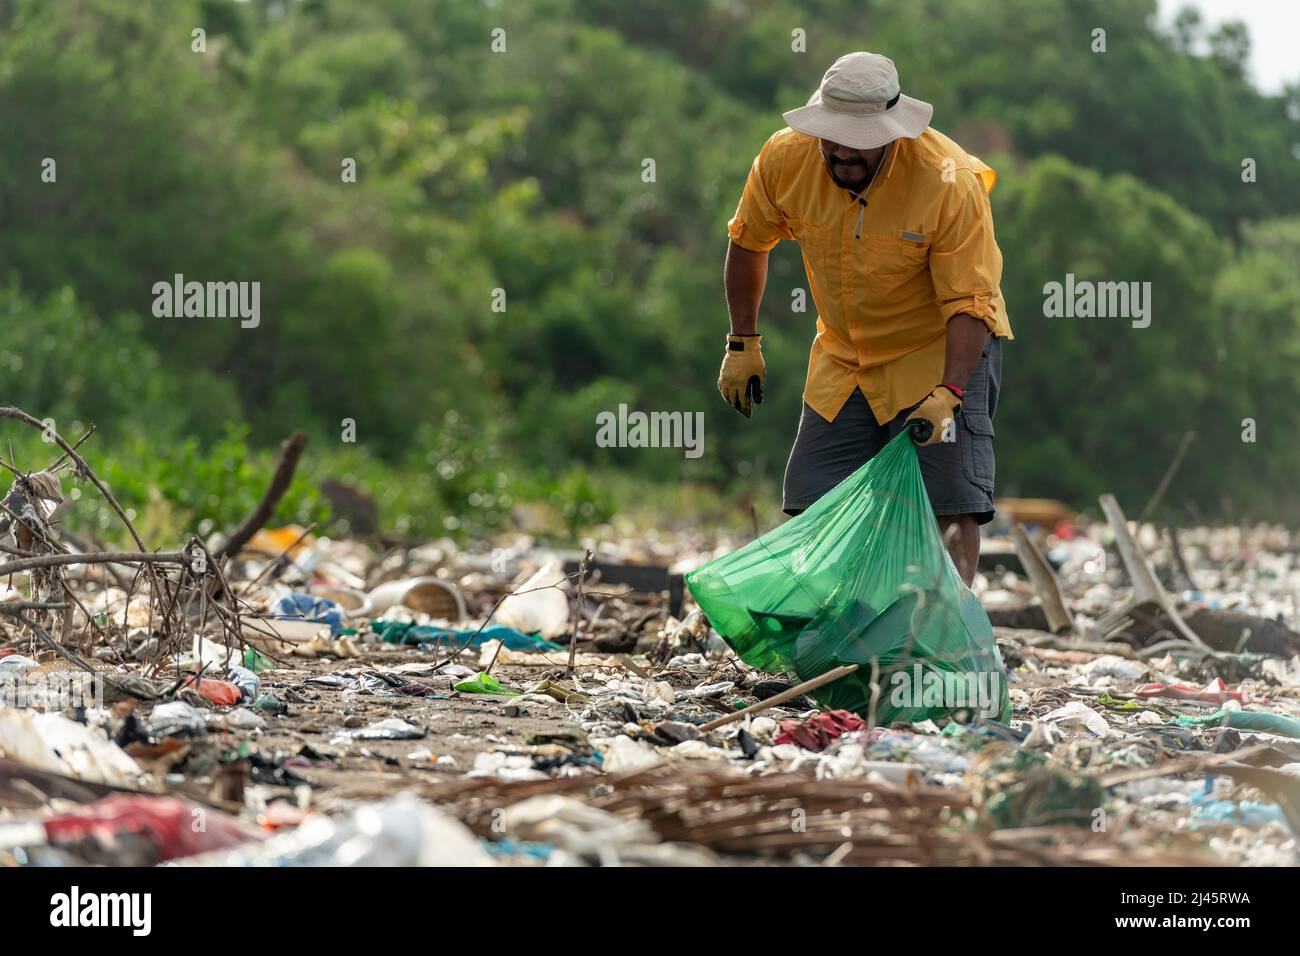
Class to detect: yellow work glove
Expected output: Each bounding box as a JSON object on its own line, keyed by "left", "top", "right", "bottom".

{"left": 717, "top": 333, "right": 765, "bottom": 418}
{"left": 905, "top": 385, "right": 963, "bottom": 446}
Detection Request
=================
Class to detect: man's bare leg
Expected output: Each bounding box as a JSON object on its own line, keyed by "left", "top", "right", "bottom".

{"left": 938, "top": 514, "right": 979, "bottom": 587}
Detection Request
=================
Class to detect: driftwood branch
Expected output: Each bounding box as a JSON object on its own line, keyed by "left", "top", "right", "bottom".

{"left": 0, "top": 550, "right": 185, "bottom": 577}
{"left": 216, "top": 430, "right": 309, "bottom": 560}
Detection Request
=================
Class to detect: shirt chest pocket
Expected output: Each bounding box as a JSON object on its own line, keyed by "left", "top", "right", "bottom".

{"left": 860, "top": 234, "right": 929, "bottom": 279}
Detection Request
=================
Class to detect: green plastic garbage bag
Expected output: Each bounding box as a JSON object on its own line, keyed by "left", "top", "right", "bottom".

{"left": 686, "top": 430, "right": 1010, "bottom": 725}
{"left": 1176, "top": 709, "right": 1300, "bottom": 738}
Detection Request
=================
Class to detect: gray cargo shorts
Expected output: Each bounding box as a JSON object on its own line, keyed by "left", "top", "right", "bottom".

{"left": 783, "top": 337, "right": 1002, "bottom": 523}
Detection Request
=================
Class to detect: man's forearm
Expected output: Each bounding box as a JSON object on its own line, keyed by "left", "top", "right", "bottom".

{"left": 941, "top": 313, "right": 990, "bottom": 388}
{"left": 724, "top": 241, "right": 769, "bottom": 334}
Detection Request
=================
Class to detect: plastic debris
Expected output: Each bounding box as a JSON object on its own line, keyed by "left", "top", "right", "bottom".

{"left": 149, "top": 701, "right": 208, "bottom": 737}
{"left": 175, "top": 796, "right": 493, "bottom": 866}
{"left": 0, "top": 434, "right": 1294, "bottom": 871}
{"left": 1176, "top": 709, "right": 1300, "bottom": 738}
{"left": 367, "top": 577, "right": 466, "bottom": 619}
{"left": 1136, "top": 678, "right": 1251, "bottom": 704}
{"left": 469, "top": 751, "right": 548, "bottom": 782}
{"left": 453, "top": 671, "right": 520, "bottom": 696}
{"left": 495, "top": 560, "right": 570, "bottom": 638}
{"left": 1040, "top": 701, "right": 1117, "bottom": 738}
{"left": 1190, "top": 793, "right": 1291, "bottom": 830}
{"left": 334, "top": 717, "right": 425, "bottom": 740}
{"left": 599, "top": 735, "right": 663, "bottom": 773}
{"left": 1081, "top": 655, "right": 1145, "bottom": 683}
{"left": 372, "top": 620, "right": 562, "bottom": 652}
{"left": 0, "top": 708, "right": 145, "bottom": 787}
{"left": 0, "top": 794, "right": 263, "bottom": 864}
{"left": 182, "top": 675, "right": 242, "bottom": 707}
{"left": 274, "top": 593, "right": 344, "bottom": 636}
{"left": 774, "top": 709, "right": 866, "bottom": 752}
{"left": 501, "top": 794, "right": 716, "bottom": 866}
{"left": 226, "top": 665, "right": 261, "bottom": 701}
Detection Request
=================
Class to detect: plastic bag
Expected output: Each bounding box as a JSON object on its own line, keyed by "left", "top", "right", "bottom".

{"left": 170, "top": 796, "right": 493, "bottom": 867}
{"left": 372, "top": 620, "right": 562, "bottom": 652}
{"left": 1176, "top": 709, "right": 1300, "bottom": 738}
{"left": 686, "top": 430, "right": 1010, "bottom": 725}
{"left": 453, "top": 672, "right": 520, "bottom": 697}
{"left": 0, "top": 708, "right": 147, "bottom": 787}
{"left": 495, "top": 560, "right": 570, "bottom": 637}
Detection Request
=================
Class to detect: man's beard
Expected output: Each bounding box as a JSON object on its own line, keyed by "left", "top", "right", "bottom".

{"left": 824, "top": 156, "right": 870, "bottom": 191}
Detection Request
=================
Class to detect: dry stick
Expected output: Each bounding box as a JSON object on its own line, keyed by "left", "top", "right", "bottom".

{"left": 202, "top": 600, "right": 288, "bottom": 665}
{"left": 483, "top": 631, "right": 507, "bottom": 677}
{"left": 484, "top": 583, "right": 603, "bottom": 679}
{"left": 193, "top": 537, "right": 249, "bottom": 662}
{"left": 166, "top": 541, "right": 228, "bottom": 666}
{"left": 440, "top": 588, "right": 528, "bottom": 670}
{"left": 620, "top": 655, "right": 652, "bottom": 679}
{"left": 121, "top": 559, "right": 146, "bottom": 634}
{"left": 0, "top": 601, "right": 70, "bottom": 613}
{"left": 216, "top": 430, "right": 309, "bottom": 561}
{"left": 566, "top": 549, "right": 591, "bottom": 678}
{"left": 151, "top": 560, "right": 193, "bottom": 665}
{"left": 1140, "top": 429, "right": 1196, "bottom": 522}
{"left": 698, "top": 663, "right": 861, "bottom": 733}
{"left": 1167, "top": 524, "right": 1198, "bottom": 591}
{"left": 42, "top": 424, "right": 96, "bottom": 472}
{"left": 0, "top": 550, "right": 185, "bottom": 576}
{"left": 864, "top": 658, "right": 883, "bottom": 730}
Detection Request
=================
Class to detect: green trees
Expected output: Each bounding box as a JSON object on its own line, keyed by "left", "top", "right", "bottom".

{"left": 1, "top": 0, "right": 1298, "bottom": 532}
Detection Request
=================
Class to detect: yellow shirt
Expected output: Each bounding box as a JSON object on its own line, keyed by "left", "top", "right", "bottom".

{"left": 727, "top": 127, "right": 1012, "bottom": 424}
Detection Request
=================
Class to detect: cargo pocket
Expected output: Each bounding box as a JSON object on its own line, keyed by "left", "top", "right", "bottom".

{"left": 960, "top": 412, "right": 995, "bottom": 492}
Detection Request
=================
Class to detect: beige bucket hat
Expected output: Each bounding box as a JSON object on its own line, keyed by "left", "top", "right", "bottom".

{"left": 783, "top": 52, "right": 933, "bottom": 149}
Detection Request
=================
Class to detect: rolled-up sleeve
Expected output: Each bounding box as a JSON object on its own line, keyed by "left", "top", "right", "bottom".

{"left": 929, "top": 169, "right": 1004, "bottom": 332}
{"left": 727, "top": 138, "right": 794, "bottom": 252}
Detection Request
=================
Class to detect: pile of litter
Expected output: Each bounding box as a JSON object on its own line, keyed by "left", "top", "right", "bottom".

{"left": 1, "top": 407, "right": 1298, "bottom": 866}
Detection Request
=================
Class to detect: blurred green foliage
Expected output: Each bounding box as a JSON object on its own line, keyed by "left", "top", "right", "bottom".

{"left": 1, "top": 0, "right": 1298, "bottom": 541}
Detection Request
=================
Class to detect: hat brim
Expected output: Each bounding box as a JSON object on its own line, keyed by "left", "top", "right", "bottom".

{"left": 782, "top": 94, "right": 933, "bottom": 149}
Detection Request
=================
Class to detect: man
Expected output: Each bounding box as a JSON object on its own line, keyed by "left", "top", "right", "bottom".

{"left": 718, "top": 52, "right": 1012, "bottom": 585}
